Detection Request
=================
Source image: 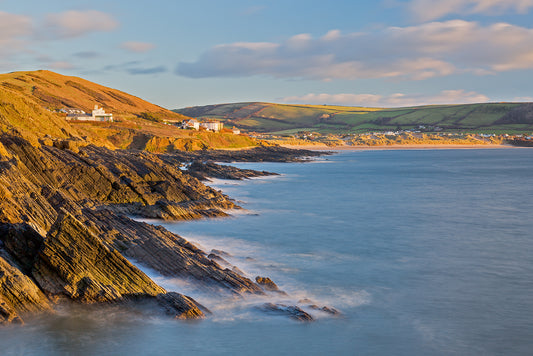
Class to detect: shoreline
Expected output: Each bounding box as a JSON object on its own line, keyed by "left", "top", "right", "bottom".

{"left": 279, "top": 143, "right": 520, "bottom": 151}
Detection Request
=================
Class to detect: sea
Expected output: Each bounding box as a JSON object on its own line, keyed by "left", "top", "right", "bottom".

{"left": 2, "top": 148, "right": 533, "bottom": 356}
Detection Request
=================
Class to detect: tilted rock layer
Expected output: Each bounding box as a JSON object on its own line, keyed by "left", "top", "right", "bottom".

{"left": 0, "top": 133, "right": 266, "bottom": 323}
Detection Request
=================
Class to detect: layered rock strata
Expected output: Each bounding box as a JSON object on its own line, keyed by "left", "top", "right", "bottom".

{"left": 0, "top": 133, "right": 267, "bottom": 323}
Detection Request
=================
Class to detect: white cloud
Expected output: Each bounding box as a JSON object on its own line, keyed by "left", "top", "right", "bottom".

{"left": 45, "top": 10, "right": 118, "bottom": 38}
{"left": 120, "top": 41, "right": 156, "bottom": 53}
{"left": 513, "top": 96, "right": 533, "bottom": 102}
{"left": 0, "top": 11, "right": 32, "bottom": 54}
{"left": 408, "top": 0, "right": 533, "bottom": 21}
{"left": 280, "top": 90, "right": 490, "bottom": 107}
{"left": 177, "top": 21, "right": 533, "bottom": 81}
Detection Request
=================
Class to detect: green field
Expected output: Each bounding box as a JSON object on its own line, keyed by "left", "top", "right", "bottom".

{"left": 175, "top": 102, "right": 533, "bottom": 134}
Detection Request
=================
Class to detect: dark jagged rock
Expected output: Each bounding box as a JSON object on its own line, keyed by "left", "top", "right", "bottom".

{"left": 81, "top": 209, "right": 264, "bottom": 295}
{"left": 259, "top": 303, "right": 314, "bottom": 322}
{"left": 187, "top": 160, "right": 277, "bottom": 181}
{"left": 0, "top": 223, "right": 45, "bottom": 273}
{"left": 0, "top": 250, "right": 52, "bottom": 324}
{"left": 160, "top": 146, "right": 326, "bottom": 164}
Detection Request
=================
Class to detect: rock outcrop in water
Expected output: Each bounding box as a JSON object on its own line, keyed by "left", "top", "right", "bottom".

{"left": 255, "top": 276, "right": 287, "bottom": 295}
{"left": 187, "top": 160, "right": 277, "bottom": 181}
{"left": 160, "top": 146, "right": 325, "bottom": 164}
{"left": 259, "top": 303, "right": 314, "bottom": 322}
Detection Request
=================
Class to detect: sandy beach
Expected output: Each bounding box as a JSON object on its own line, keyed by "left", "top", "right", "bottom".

{"left": 280, "top": 143, "right": 518, "bottom": 151}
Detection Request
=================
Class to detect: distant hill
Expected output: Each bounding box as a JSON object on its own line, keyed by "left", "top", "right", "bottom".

{"left": 175, "top": 102, "right": 533, "bottom": 134}
{"left": 0, "top": 70, "right": 258, "bottom": 150}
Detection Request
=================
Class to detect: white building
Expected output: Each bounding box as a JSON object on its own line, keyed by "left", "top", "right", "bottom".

{"left": 91, "top": 105, "right": 113, "bottom": 122}
{"left": 179, "top": 119, "right": 224, "bottom": 132}
{"left": 200, "top": 120, "right": 223, "bottom": 132}
{"left": 181, "top": 119, "right": 200, "bottom": 130}
{"left": 67, "top": 105, "right": 113, "bottom": 122}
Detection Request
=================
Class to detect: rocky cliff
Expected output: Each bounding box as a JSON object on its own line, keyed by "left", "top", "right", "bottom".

{"left": 0, "top": 133, "right": 270, "bottom": 323}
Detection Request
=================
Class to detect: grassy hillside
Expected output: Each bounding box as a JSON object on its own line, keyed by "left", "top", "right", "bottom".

{"left": 175, "top": 102, "right": 533, "bottom": 134}
{"left": 0, "top": 70, "right": 188, "bottom": 120}
{"left": 0, "top": 70, "right": 259, "bottom": 151}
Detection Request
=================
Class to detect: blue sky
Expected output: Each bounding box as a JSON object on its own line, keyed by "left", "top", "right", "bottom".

{"left": 1, "top": 0, "right": 533, "bottom": 108}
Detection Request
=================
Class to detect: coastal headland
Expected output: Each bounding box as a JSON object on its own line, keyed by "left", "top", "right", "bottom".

{"left": 0, "top": 70, "right": 530, "bottom": 325}
{"left": 0, "top": 70, "right": 328, "bottom": 324}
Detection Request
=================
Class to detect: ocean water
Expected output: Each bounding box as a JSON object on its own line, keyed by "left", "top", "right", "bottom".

{"left": 2, "top": 148, "right": 533, "bottom": 355}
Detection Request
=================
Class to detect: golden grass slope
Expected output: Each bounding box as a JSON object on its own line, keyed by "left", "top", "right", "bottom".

{"left": 0, "top": 70, "right": 259, "bottom": 151}
{"left": 0, "top": 84, "right": 81, "bottom": 144}
{"left": 0, "top": 70, "right": 187, "bottom": 119}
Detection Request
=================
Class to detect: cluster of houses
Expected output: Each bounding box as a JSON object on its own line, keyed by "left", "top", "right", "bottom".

{"left": 64, "top": 105, "right": 113, "bottom": 122}
{"left": 180, "top": 118, "right": 240, "bottom": 134}
{"left": 61, "top": 105, "right": 242, "bottom": 134}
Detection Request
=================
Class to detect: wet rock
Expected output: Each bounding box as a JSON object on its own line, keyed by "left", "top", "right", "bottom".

{"left": 208, "top": 253, "right": 231, "bottom": 267}
{"left": 259, "top": 303, "right": 314, "bottom": 322}
{"left": 155, "top": 292, "right": 208, "bottom": 320}
{"left": 211, "top": 249, "right": 232, "bottom": 258}
{"left": 309, "top": 304, "right": 341, "bottom": 316}
{"left": 231, "top": 266, "right": 246, "bottom": 276}
{"left": 255, "top": 276, "right": 287, "bottom": 295}
{"left": 298, "top": 298, "right": 314, "bottom": 304}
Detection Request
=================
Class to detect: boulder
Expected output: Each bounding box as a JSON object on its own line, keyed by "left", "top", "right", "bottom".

{"left": 156, "top": 292, "right": 208, "bottom": 320}
{"left": 309, "top": 304, "right": 341, "bottom": 316}
{"left": 259, "top": 303, "right": 313, "bottom": 322}
{"left": 255, "top": 276, "right": 287, "bottom": 295}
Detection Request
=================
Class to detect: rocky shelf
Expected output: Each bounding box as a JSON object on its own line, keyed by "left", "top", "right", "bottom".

{"left": 0, "top": 134, "right": 328, "bottom": 324}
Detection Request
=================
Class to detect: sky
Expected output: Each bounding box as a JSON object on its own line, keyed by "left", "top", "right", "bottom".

{"left": 1, "top": 0, "right": 533, "bottom": 108}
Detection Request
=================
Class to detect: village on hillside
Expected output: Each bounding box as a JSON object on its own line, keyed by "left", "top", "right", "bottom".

{"left": 178, "top": 118, "right": 240, "bottom": 134}
{"left": 61, "top": 105, "right": 242, "bottom": 135}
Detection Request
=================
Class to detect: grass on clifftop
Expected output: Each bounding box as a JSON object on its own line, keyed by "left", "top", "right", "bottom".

{"left": 0, "top": 70, "right": 260, "bottom": 151}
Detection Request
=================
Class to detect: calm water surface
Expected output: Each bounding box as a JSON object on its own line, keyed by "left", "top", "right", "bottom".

{"left": 2, "top": 149, "right": 533, "bottom": 355}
